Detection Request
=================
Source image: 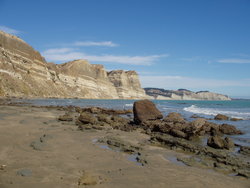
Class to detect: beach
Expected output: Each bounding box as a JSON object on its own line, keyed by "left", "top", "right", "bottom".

{"left": 0, "top": 102, "right": 249, "bottom": 188}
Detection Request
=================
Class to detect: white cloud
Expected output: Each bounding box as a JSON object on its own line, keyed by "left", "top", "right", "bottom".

{"left": 140, "top": 75, "right": 250, "bottom": 89}
{"left": 217, "top": 58, "right": 250, "bottom": 64}
{"left": 0, "top": 25, "right": 20, "bottom": 35}
{"left": 42, "top": 48, "right": 167, "bottom": 65}
{"left": 73, "top": 41, "right": 118, "bottom": 47}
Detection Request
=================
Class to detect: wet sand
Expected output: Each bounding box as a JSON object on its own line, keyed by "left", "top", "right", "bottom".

{"left": 0, "top": 105, "right": 249, "bottom": 188}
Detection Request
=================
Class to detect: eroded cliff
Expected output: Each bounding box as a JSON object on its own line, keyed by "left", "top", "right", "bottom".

{"left": 0, "top": 31, "right": 147, "bottom": 99}
{"left": 144, "top": 88, "right": 231, "bottom": 100}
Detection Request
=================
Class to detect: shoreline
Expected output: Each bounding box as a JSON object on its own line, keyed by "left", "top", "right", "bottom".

{"left": 0, "top": 102, "right": 249, "bottom": 187}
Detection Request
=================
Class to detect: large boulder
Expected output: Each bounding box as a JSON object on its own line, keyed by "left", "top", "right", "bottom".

{"left": 133, "top": 100, "right": 163, "bottom": 124}
{"left": 219, "top": 124, "right": 243, "bottom": 135}
{"left": 214, "top": 114, "right": 229, "bottom": 120}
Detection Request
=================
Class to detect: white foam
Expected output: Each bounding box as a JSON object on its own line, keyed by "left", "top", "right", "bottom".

{"left": 124, "top": 104, "right": 133, "bottom": 107}
{"left": 184, "top": 105, "right": 250, "bottom": 120}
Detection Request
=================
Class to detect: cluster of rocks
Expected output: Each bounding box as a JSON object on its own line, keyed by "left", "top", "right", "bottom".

{"left": 56, "top": 100, "right": 249, "bottom": 178}
{"left": 58, "top": 106, "right": 136, "bottom": 132}
{"left": 214, "top": 114, "right": 243, "bottom": 121}
{"left": 133, "top": 100, "right": 242, "bottom": 150}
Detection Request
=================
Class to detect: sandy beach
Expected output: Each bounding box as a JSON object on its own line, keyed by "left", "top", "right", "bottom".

{"left": 0, "top": 104, "right": 249, "bottom": 188}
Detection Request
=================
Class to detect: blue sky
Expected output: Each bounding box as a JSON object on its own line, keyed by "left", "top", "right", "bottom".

{"left": 0, "top": 0, "right": 250, "bottom": 98}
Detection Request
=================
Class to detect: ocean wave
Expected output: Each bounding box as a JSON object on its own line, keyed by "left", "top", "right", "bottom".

{"left": 183, "top": 105, "right": 250, "bottom": 120}
{"left": 124, "top": 103, "right": 133, "bottom": 107}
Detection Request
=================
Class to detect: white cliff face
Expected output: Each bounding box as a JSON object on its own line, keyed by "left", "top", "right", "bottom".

{"left": 0, "top": 31, "right": 147, "bottom": 99}
{"left": 108, "top": 70, "right": 147, "bottom": 99}
{"left": 145, "top": 88, "right": 231, "bottom": 101}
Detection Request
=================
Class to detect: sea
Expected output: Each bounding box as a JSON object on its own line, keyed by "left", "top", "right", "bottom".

{"left": 16, "top": 98, "right": 250, "bottom": 147}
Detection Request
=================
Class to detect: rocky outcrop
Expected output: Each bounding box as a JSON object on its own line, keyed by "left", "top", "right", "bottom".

{"left": 0, "top": 31, "right": 147, "bottom": 99}
{"left": 144, "top": 88, "right": 231, "bottom": 100}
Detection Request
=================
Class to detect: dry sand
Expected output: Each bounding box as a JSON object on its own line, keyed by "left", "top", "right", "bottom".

{"left": 0, "top": 105, "right": 249, "bottom": 188}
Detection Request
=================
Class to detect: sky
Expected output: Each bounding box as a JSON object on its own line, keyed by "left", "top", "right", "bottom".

{"left": 0, "top": 0, "right": 250, "bottom": 98}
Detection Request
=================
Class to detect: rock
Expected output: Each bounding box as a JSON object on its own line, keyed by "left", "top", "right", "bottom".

{"left": 96, "top": 114, "right": 112, "bottom": 124}
{"left": 78, "top": 112, "right": 97, "bottom": 124}
{"left": 191, "top": 118, "right": 206, "bottom": 129}
{"left": 99, "top": 136, "right": 141, "bottom": 153}
{"left": 169, "top": 129, "right": 187, "bottom": 139}
{"left": 58, "top": 113, "right": 73, "bottom": 121}
{"left": 146, "top": 120, "right": 170, "bottom": 133}
{"left": 239, "top": 146, "right": 250, "bottom": 156}
{"left": 151, "top": 132, "right": 250, "bottom": 178}
{"left": 202, "top": 122, "right": 218, "bottom": 134}
{"left": 164, "top": 112, "right": 185, "bottom": 123}
{"left": 207, "top": 135, "right": 225, "bottom": 149}
{"left": 214, "top": 114, "right": 229, "bottom": 120}
{"left": 17, "top": 169, "right": 32, "bottom": 177}
{"left": 133, "top": 100, "right": 163, "bottom": 124}
{"left": 219, "top": 124, "right": 243, "bottom": 135}
{"left": 207, "top": 136, "right": 234, "bottom": 150}
{"left": 223, "top": 137, "right": 234, "bottom": 149}
{"left": 81, "top": 107, "right": 133, "bottom": 115}
{"left": 190, "top": 114, "right": 202, "bottom": 119}
{"left": 230, "top": 117, "right": 243, "bottom": 121}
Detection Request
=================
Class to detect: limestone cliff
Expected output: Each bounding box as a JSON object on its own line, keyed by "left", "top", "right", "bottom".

{"left": 145, "top": 88, "right": 231, "bottom": 100}
{"left": 108, "top": 70, "right": 146, "bottom": 99}
{"left": 0, "top": 30, "right": 147, "bottom": 99}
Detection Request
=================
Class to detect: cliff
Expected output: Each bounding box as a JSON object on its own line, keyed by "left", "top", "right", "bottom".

{"left": 108, "top": 70, "right": 146, "bottom": 99}
{"left": 0, "top": 30, "right": 147, "bottom": 99}
{"left": 144, "top": 88, "right": 231, "bottom": 100}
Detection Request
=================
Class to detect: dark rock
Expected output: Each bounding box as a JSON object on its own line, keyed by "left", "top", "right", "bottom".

{"left": 78, "top": 112, "right": 97, "bottom": 124}
{"left": 81, "top": 107, "right": 133, "bottom": 115}
{"left": 190, "top": 114, "right": 202, "bottom": 119}
{"left": 207, "top": 136, "right": 234, "bottom": 150}
{"left": 207, "top": 135, "right": 225, "bottom": 149}
{"left": 223, "top": 137, "right": 234, "bottom": 149}
{"left": 96, "top": 114, "right": 112, "bottom": 124}
{"left": 230, "top": 117, "right": 243, "bottom": 121}
{"left": 164, "top": 112, "right": 185, "bottom": 123}
{"left": 185, "top": 119, "right": 206, "bottom": 134}
{"left": 149, "top": 120, "right": 171, "bottom": 133}
{"left": 99, "top": 136, "right": 141, "bottom": 153}
{"left": 111, "top": 115, "right": 129, "bottom": 124}
{"left": 239, "top": 146, "right": 250, "bottom": 156}
{"left": 133, "top": 100, "right": 163, "bottom": 124}
{"left": 58, "top": 113, "right": 73, "bottom": 121}
{"left": 202, "top": 122, "right": 218, "bottom": 134}
{"left": 214, "top": 114, "right": 229, "bottom": 120}
{"left": 151, "top": 133, "right": 250, "bottom": 178}
{"left": 169, "top": 129, "right": 187, "bottom": 139}
{"left": 219, "top": 124, "right": 243, "bottom": 135}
